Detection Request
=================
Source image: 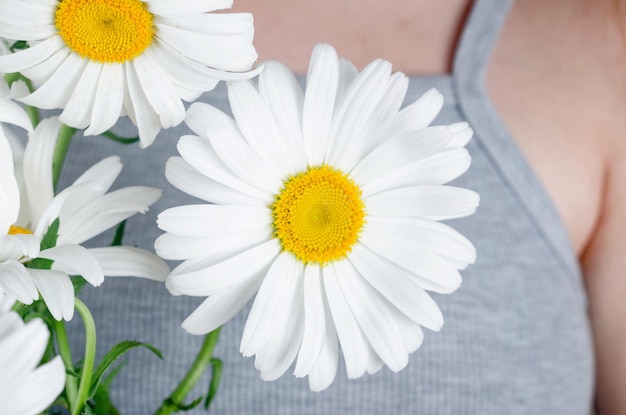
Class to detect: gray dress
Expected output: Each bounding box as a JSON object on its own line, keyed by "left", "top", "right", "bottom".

{"left": 64, "top": 0, "right": 594, "bottom": 413}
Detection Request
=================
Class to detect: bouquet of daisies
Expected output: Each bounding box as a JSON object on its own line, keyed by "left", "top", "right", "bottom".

{"left": 0, "top": 0, "right": 478, "bottom": 414}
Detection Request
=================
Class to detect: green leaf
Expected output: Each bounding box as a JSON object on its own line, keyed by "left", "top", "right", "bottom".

{"left": 110, "top": 220, "right": 126, "bottom": 246}
{"left": 89, "top": 341, "right": 163, "bottom": 399}
{"left": 40, "top": 217, "right": 60, "bottom": 250}
{"left": 102, "top": 131, "right": 140, "bottom": 145}
{"left": 204, "top": 358, "right": 223, "bottom": 410}
{"left": 10, "top": 40, "right": 28, "bottom": 52}
{"left": 27, "top": 257, "right": 54, "bottom": 270}
{"left": 90, "top": 365, "right": 124, "bottom": 415}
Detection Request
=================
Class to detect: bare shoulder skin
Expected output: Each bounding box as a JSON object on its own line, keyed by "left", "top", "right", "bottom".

{"left": 234, "top": 0, "right": 626, "bottom": 412}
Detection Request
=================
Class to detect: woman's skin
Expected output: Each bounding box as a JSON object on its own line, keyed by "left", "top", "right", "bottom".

{"left": 232, "top": 0, "right": 626, "bottom": 412}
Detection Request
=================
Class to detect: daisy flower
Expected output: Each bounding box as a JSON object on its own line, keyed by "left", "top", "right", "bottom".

{"left": 0, "top": 294, "right": 66, "bottom": 415}
{"left": 156, "top": 44, "right": 479, "bottom": 391}
{"left": 0, "top": 0, "right": 261, "bottom": 147}
{"left": 0, "top": 76, "right": 41, "bottom": 314}
{"left": 0, "top": 117, "right": 168, "bottom": 320}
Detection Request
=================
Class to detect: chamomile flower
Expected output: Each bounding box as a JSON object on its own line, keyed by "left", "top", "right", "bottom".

{"left": 0, "top": 76, "right": 40, "bottom": 311}
{"left": 0, "top": 294, "right": 66, "bottom": 415}
{"left": 0, "top": 0, "right": 260, "bottom": 147}
{"left": 156, "top": 44, "right": 479, "bottom": 391}
{"left": 1, "top": 117, "right": 168, "bottom": 320}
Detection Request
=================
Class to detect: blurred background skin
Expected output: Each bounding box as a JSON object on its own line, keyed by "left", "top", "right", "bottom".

{"left": 231, "top": 0, "right": 626, "bottom": 413}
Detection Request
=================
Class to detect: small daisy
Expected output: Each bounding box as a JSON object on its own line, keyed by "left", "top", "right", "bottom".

{"left": 156, "top": 44, "right": 479, "bottom": 391}
{"left": 0, "top": 293, "right": 66, "bottom": 415}
{"left": 0, "top": 76, "right": 40, "bottom": 314}
{"left": 1, "top": 117, "right": 168, "bottom": 320}
{"left": 0, "top": 0, "right": 261, "bottom": 147}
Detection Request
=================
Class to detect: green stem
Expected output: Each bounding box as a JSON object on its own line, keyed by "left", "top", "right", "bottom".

{"left": 52, "top": 124, "right": 77, "bottom": 190}
{"left": 72, "top": 298, "right": 97, "bottom": 415}
{"left": 154, "top": 328, "right": 222, "bottom": 415}
{"left": 53, "top": 319, "right": 79, "bottom": 411}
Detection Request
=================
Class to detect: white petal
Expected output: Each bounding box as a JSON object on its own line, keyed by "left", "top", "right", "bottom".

{"left": 155, "top": 19, "right": 257, "bottom": 71}
{"left": 0, "top": 234, "right": 40, "bottom": 262}
{"left": 0, "top": 96, "right": 33, "bottom": 133}
{"left": 0, "top": 135, "right": 19, "bottom": 234}
{"left": 5, "top": 356, "right": 65, "bottom": 415}
{"left": 257, "top": 258, "right": 304, "bottom": 380}
{"left": 350, "top": 126, "right": 452, "bottom": 186}
{"left": 228, "top": 80, "right": 296, "bottom": 177}
{"left": 0, "top": 36, "right": 63, "bottom": 74}
{"left": 166, "top": 239, "right": 280, "bottom": 296}
{"left": 343, "top": 71, "right": 408, "bottom": 160}
{"left": 33, "top": 182, "right": 101, "bottom": 240}
{"left": 258, "top": 61, "right": 307, "bottom": 168}
{"left": 359, "top": 233, "right": 463, "bottom": 296}
{"left": 392, "top": 88, "right": 444, "bottom": 135}
{"left": 181, "top": 272, "right": 264, "bottom": 335}
{"left": 59, "top": 61, "right": 101, "bottom": 129}
{"left": 334, "top": 260, "right": 408, "bottom": 372}
{"left": 125, "top": 64, "right": 161, "bottom": 147}
{"left": 165, "top": 156, "right": 260, "bottom": 206}
{"left": 20, "top": 48, "right": 70, "bottom": 87}
{"left": 349, "top": 243, "right": 445, "bottom": 331}
{"left": 240, "top": 253, "right": 302, "bottom": 367}
{"left": 364, "top": 216, "right": 476, "bottom": 268}
{"left": 185, "top": 102, "right": 236, "bottom": 138}
{"left": 84, "top": 63, "right": 124, "bottom": 135}
{"left": 0, "top": 318, "right": 48, "bottom": 391}
{"left": 306, "top": 294, "right": 339, "bottom": 391}
{"left": 322, "top": 263, "right": 370, "bottom": 379}
{"left": 20, "top": 53, "right": 87, "bottom": 109}
{"left": 23, "top": 118, "right": 60, "bottom": 226}
{"left": 155, "top": 227, "right": 271, "bottom": 261}
{"left": 294, "top": 264, "right": 326, "bottom": 377}
{"left": 365, "top": 185, "right": 480, "bottom": 220}
{"left": 133, "top": 53, "right": 185, "bottom": 129}
{"left": 157, "top": 204, "right": 271, "bottom": 237}
{"left": 447, "top": 122, "right": 473, "bottom": 148}
{"left": 205, "top": 114, "right": 283, "bottom": 194}
{"left": 361, "top": 148, "right": 472, "bottom": 198}
{"left": 176, "top": 135, "right": 270, "bottom": 202}
{"left": 88, "top": 247, "right": 169, "bottom": 281}
{"left": 58, "top": 186, "right": 161, "bottom": 245}
{"left": 39, "top": 245, "right": 104, "bottom": 287}
{"left": 326, "top": 59, "right": 392, "bottom": 165}
{"left": 146, "top": 0, "right": 233, "bottom": 16}
{"left": 302, "top": 44, "right": 339, "bottom": 166}
{"left": 28, "top": 269, "right": 74, "bottom": 321}
{"left": 0, "top": 261, "right": 38, "bottom": 305}
{"left": 0, "top": 1, "right": 55, "bottom": 29}
{"left": 72, "top": 156, "right": 122, "bottom": 193}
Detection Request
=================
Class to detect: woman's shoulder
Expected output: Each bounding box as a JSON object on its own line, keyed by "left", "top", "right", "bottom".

{"left": 488, "top": 0, "right": 626, "bottom": 256}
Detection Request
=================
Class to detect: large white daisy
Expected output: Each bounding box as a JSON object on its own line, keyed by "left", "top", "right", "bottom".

{"left": 0, "top": 0, "right": 261, "bottom": 147}
{"left": 156, "top": 44, "right": 479, "bottom": 391}
{"left": 0, "top": 117, "right": 168, "bottom": 320}
{"left": 0, "top": 294, "right": 66, "bottom": 415}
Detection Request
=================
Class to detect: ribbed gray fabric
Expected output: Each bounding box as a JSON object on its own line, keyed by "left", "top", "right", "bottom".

{"left": 64, "top": 0, "right": 594, "bottom": 413}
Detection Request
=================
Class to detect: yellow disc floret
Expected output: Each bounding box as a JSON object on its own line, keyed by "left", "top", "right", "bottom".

{"left": 271, "top": 165, "right": 366, "bottom": 265}
{"left": 55, "top": 0, "right": 154, "bottom": 63}
{"left": 8, "top": 225, "right": 33, "bottom": 235}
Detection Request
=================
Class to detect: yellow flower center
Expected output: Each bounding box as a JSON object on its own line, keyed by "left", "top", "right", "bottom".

{"left": 8, "top": 225, "right": 33, "bottom": 235}
{"left": 55, "top": 0, "right": 154, "bottom": 63}
{"left": 271, "top": 165, "right": 366, "bottom": 265}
